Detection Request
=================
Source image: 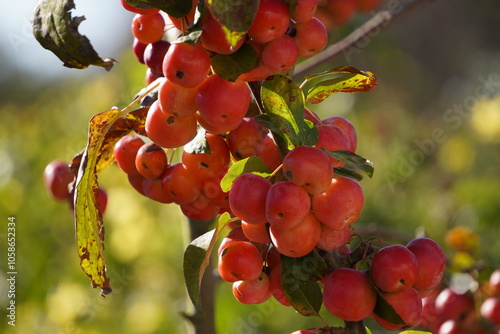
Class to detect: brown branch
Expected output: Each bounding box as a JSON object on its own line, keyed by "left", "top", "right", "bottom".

{"left": 292, "top": 0, "right": 439, "bottom": 81}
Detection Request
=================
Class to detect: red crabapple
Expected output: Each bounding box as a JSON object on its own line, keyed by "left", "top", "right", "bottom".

{"left": 317, "top": 225, "right": 352, "bottom": 251}
{"left": 161, "top": 163, "right": 201, "bottom": 204}
{"left": 406, "top": 238, "right": 446, "bottom": 290}
{"left": 293, "top": 17, "right": 328, "bottom": 58}
{"left": 196, "top": 74, "right": 251, "bottom": 131}
{"left": 311, "top": 176, "right": 364, "bottom": 230}
{"left": 229, "top": 173, "right": 272, "bottom": 225}
{"left": 241, "top": 221, "right": 271, "bottom": 244}
{"left": 113, "top": 134, "right": 145, "bottom": 175}
{"left": 282, "top": 145, "right": 333, "bottom": 195}
{"left": 292, "top": 0, "right": 319, "bottom": 22}
{"left": 227, "top": 117, "right": 267, "bottom": 160}
{"left": 143, "top": 40, "right": 170, "bottom": 75}
{"left": 315, "top": 124, "right": 351, "bottom": 167}
{"left": 266, "top": 181, "right": 311, "bottom": 230}
{"left": 131, "top": 13, "right": 165, "bottom": 44}
{"left": 321, "top": 116, "right": 357, "bottom": 152}
{"left": 43, "top": 160, "right": 75, "bottom": 201}
{"left": 232, "top": 272, "right": 271, "bottom": 304}
{"left": 373, "top": 287, "right": 423, "bottom": 331}
{"left": 369, "top": 244, "right": 419, "bottom": 292}
{"left": 145, "top": 101, "right": 197, "bottom": 148}
{"left": 323, "top": 268, "right": 377, "bottom": 321}
{"left": 201, "top": 11, "right": 245, "bottom": 54}
{"left": 247, "top": 0, "right": 290, "bottom": 43}
{"left": 434, "top": 288, "right": 476, "bottom": 324}
{"left": 157, "top": 78, "right": 198, "bottom": 117}
{"left": 218, "top": 241, "right": 263, "bottom": 282}
{"left": 218, "top": 226, "right": 248, "bottom": 256}
{"left": 480, "top": 297, "right": 500, "bottom": 325}
{"left": 270, "top": 212, "right": 321, "bottom": 258}
{"left": 162, "top": 42, "right": 211, "bottom": 88}
{"left": 489, "top": 269, "right": 500, "bottom": 295}
{"left": 261, "top": 35, "right": 299, "bottom": 73}
{"left": 269, "top": 264, "right": 291, "bottom": 306}
{"left": 135, "top": 142, "right": 168, "bottom": 179}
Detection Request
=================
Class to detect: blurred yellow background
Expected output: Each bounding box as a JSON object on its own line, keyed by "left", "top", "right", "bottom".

{"left": 1, "top": 0, "right": 500, "bottom": 333}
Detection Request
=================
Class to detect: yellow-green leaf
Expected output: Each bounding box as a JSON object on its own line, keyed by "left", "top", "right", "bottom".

{"left": 74, "top": 108, "right": 122, "bottom": 295}
{"left": 304, "top": 66, "right": 378, "bottom": 104}
{"left": 73, "top": 81, "right": 160, "bottom": 295}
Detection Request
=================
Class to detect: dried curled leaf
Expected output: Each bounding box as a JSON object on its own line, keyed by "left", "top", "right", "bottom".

{"left": 32, "top": 0, "right": 116, "bottom": 70}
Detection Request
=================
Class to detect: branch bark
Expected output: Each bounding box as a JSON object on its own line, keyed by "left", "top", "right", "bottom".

{"left": 293, "top": 0, "right": 438, "bottom": 81}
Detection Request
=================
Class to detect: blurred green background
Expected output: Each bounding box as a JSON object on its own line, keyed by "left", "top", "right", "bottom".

{"left": 1, "top": 0, "right": 500, "bottom": 333}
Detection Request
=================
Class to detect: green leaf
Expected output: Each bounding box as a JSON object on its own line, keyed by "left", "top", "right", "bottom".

{"left": 32, "top": 0, "right": 116, "bottom": 71}
{"left": 184, "top": 128, "right": 210, "bottom": 155}
{"left": 205, "top": 0, "right": 258, "bottom": 48}
{"left": 372, "top": 289, "right": 404, "bottom": 326}
{"left": 280, "top": 252, "right": 327, "bottom": 282}
{"left": 303, "top": 66, "right": 378, "bottom": 104}
{"left": 211, "top": 43, "right": 259, "bottom": 82}
{"left": 325, "top": 150, "right": 374, "bottom": 179}
{"left": 220, "top": 156, "right": 271, "bottom": 192}
{"left": 184, "top": 212, "right": 231, "bottom": 311}
{"left": 262, "top": 75, "right": 313, "bottom": 149}
{"left": 125, "top": 0, "right": 192, "bottom": 18}
{"left": 281, "top": 264, "right": 322, "bottom": 317}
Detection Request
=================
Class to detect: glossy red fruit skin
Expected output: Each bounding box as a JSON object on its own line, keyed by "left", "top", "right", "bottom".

{"left": 321, "top": 116, "right": 357, "bottom": 152}
{"left": 406, "top": 238, "right": 446, "bottom": 290}
{"left": 480, "top": 297, "right": 500, "bottom": 325}
{"left": 201, "top": 11, "right": 245, "bottom": 54}
{"left": 261, "top": 35, "right": 299, "bottom": 73}
{"left": 293, "top": 17, "right": 328, "bottom": 58}
{"left": 182, "top": 133, "right": 230, "bottom": 184}
{"left": 162, "top": 42, "right": 211, "bottom": 88}
{"left": 229, "top": 173, "right": 272, "bottom": 225}
{"left": 369, "top": 244, "right": 419, "bottom": 292}
{"left": 145, "top": 101, "right": 197, "bottom": 148}
{"left": 43, "top": 160, "right": 75, "bottom": 201}
{"left": 282, "top": 145, "right": 333, "bottom": 195}
{"left": 247, "top": 0, "right": 291, "bottom": 43}
{"left": 227, "top": 117, "right": 267, "bottom": 160}
{"left": 241, "top": 221, "right": 271, "bottom": 244}
{"left": 132, "top": 38, "right": 147, "bottom": 64}
{"left": 434, "top": 288, "right": 475, "bottom": 324}
{"left": 232, "top": 272, "right": 271, "bottom": 305}
{"left": 157, "top": 78, "right": 198, "bottom": 117}
{"left": 131, "top": 13, "right": 165, "bottom": 44}
{"left": 292, "top": 0, "right": 320, "bottom": 23}
{"left": 489, "top": 269, "right": 500, "bottom": 295}
{"left": 268, "top": 264, "right": 291, "bottom": 306}
{"left": 266, "top": 181, "right": 311, "bottom": 230}
{"left": 315, "top": 124, "right": 351, "bottom": 167}
{"left": 373, "top": 287, "right": 423, "bottom": 331}
{"left": 218, "top": 241, "right": 263, "bottom": 282}
{"left": 323, "top": 268, "right": 377, "bottom": 321}
{"left": 161, "top": 163, "right": 202, "bottom": 204}
{"left": 135, "top": 142, "right": 168, "bottom": 179}
{"left": 196, "top": 74, "right": 251, "bottom": 131}
{"left": 143, "top": 40, "right": 171, "bottom": 75}
{"left": 317, "top": 225, "right": 352, "bottom": 251}
{"left": 180, "top": 193, "right": 220, "bottom": 221}
{"left": 270, "top": 212, "right": 321, "bottom": 258}
{"left": 218, "top": 226, "right": 248, "bottom": 256}
{"left": 311, "top": 176, "right": 364, "bottom": 230}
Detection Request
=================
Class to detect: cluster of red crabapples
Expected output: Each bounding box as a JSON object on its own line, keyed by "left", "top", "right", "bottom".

{"left": 220, "top": 225, "right": 447, "bottom": 332}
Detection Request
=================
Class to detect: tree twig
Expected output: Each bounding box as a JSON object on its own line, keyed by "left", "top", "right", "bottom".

{"left": 292, "top": 0, "right": 438, "bottom": 80}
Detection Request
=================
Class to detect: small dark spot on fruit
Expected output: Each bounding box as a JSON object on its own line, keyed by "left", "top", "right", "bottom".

{"left": 176, "top": 70, "right": 184, "bottom": 79}
{"left": 167, "top": 116, "right": 175, "bottom": 124}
